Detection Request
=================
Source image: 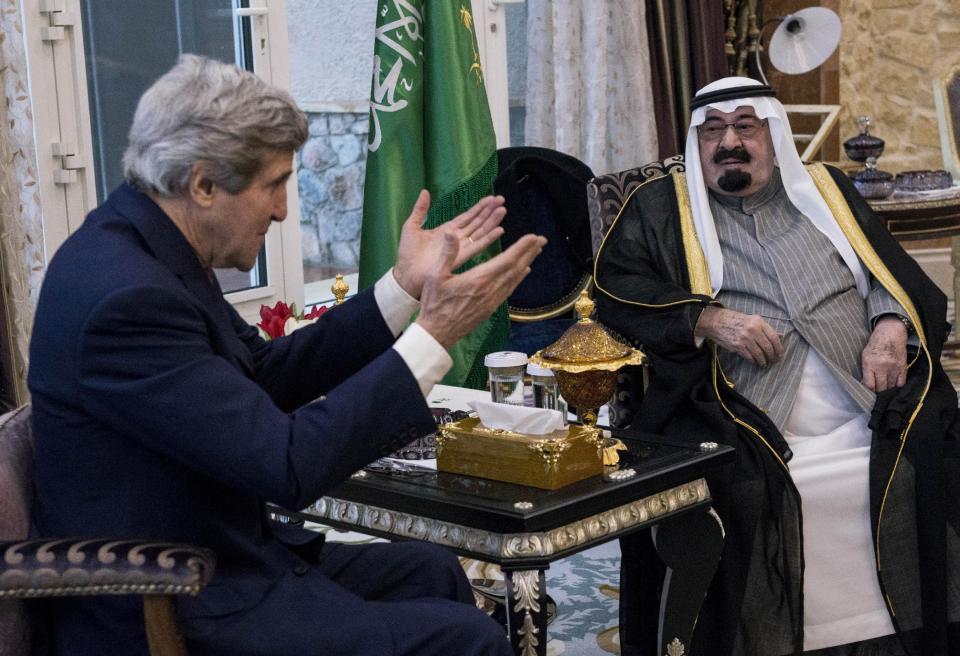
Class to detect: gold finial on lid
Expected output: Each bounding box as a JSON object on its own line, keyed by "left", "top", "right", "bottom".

{"left": 574, "top": 290, "right": 594, "bottom": 322}
{"left": 332, "top": 274, "right": 349, "bottom": 305}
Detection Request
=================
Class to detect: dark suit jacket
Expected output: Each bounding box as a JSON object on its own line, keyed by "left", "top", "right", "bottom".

{"left": 27, "top": 183, "right": 436, "bottom": 654}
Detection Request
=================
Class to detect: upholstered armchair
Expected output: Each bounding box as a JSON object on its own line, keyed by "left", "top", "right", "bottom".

{"left": 586, "top": 154, "right": 686, "bottom": 259}
{"left": 0, "top": 405, "right": 216, "bottom": 656}
{"left": 586, "top": 155, "right": 687, "bottom": 428}
{"left": 495, "top": 146, "right": 595, "bottom": 356}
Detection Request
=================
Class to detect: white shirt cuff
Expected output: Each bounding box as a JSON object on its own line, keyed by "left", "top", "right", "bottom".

{"left": 392, "top": 322, "right": 453, "bottom": 398}
{"left": 374, "top": 268, "right": 420, "bottom": 338}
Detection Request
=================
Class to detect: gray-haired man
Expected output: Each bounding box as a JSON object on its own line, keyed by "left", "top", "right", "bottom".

{"left": 28, "top": 54, "right": 543, "bottom": 655}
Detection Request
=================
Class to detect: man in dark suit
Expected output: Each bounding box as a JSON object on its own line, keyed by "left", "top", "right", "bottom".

{"left": 27, "top": 54, "right": 545, "bottom": 655}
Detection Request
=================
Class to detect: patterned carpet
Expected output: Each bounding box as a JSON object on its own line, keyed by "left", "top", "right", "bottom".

{"left": 533, "top": 541, "right": 621, "bottom": 655}
{"left": 315, "top": 522, "right": 623, "bottom": 655}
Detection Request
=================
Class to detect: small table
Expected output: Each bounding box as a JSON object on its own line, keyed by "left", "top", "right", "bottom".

{"left": 869, "top": 191, "right": 960, "bottom": 313}
{"left": 272, "top": 430, "right": 733, "bottom": 656}
{"left": 869, "top": 192, "right": 960, "bottom": 241}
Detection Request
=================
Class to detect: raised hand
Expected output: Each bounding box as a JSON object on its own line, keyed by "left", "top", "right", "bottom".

{"left": 861, "top": 315, "right": 908, "bottom": 392}
{"left": 416, "top": 232, "right": 547, "bottom": 349}
{"left": 393, "top": 190, "right": 507, "bottom": 299}
{"left": 695, "top": 306, "right": 783, "bottom": 367}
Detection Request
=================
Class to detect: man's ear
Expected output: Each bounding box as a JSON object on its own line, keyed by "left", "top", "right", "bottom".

{"left": 187, "top": 162, "right": 216, "bottom": 207}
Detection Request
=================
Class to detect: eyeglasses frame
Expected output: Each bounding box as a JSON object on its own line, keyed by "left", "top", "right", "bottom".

{"left": 697, "top": 117, "right": 769, "bottom": 143}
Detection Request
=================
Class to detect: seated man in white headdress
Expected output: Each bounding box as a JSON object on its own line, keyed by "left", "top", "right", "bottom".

{"left": 595, "top": 77, "right": 960, "bottom": 656}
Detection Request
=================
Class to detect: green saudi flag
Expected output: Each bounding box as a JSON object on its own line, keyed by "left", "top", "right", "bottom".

{"left": 359, "top": 0, "right": 504, "bottom": 389}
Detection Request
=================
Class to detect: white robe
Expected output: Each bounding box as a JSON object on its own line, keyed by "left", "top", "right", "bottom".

{"left": 783, "top": 349, "right": 895, "bottom": 650}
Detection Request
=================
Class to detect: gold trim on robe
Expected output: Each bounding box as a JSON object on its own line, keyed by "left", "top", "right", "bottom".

{"left": 673, "top": 170, "right": 713, "bottom": 297}
{"left": 593, "top": 174, "right": 713, "bottom": 309}
{"left": 806, "top": 162, "right": 933, "bottom": 593}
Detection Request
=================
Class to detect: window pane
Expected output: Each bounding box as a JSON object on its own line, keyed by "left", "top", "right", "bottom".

{"left": 80, "top": 0, "right": 263, "bottom": 293}
{"left": 285, "top": 1, "right": 373, "bottom": 305}
{"left": 295, "top": 113, "right": 365, "bottom": 304}
{"left": 505, "top": 3, "right": 527, "bottom": 147}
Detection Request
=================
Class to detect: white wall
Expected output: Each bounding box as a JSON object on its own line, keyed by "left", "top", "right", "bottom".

{"left": 287, "top": 0, "right": 377, "bottom": 112}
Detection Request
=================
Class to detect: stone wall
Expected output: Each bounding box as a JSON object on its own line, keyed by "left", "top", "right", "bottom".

{"left": 296, "top": 112, "right": 368, "bottom": 274}
{"left": 840, "top": 0, "right": 960, "bottom": 172}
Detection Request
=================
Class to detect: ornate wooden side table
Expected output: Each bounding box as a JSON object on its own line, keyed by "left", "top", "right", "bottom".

{"left": 271, "top": 432, "right": 733, "bottom": 656}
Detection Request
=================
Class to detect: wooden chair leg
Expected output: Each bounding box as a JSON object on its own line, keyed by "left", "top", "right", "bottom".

{"left": 653, "top": 508, "right": 725, "bottom": 655}
{"left": 143, "top": 595, "right": 189, "bottom": 656}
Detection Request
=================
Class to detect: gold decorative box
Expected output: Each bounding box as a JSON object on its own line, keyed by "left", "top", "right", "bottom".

{"left": 436, "top": 417, "right": 603, "bottom": 490}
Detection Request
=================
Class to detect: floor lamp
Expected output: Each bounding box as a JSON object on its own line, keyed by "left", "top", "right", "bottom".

{"left": 756, "top": 7, "right": 843, "bottom": 161}
{"left": 758, "top": 7, "right": 841, "bottom": 85}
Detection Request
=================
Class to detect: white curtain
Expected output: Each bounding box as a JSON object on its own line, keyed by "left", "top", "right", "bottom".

{"left": 0, "top": 0, "right": 44, "bottom": 405}
{"left": 524, "top": 0, "right": 659, "bottom": 176}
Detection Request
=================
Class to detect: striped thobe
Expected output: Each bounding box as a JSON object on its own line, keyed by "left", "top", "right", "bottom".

{"left": 709, "top": 169, "right": 903, "bottom": 431}
{"left": 708, "top": 169, "right": 902, "bottom": 651}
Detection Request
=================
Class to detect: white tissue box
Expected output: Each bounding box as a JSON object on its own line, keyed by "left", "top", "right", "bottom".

{"left": 435, "top": 416, "right": 604, "bottom": 489}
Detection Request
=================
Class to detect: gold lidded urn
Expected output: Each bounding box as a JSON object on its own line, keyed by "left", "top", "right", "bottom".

{"left": 528, "top": 291, "right": 645, "bottom": 430}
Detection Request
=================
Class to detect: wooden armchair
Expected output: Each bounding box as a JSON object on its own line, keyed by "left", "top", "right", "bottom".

{"left": 0, "top": 405, "right": 216, "bottom": 656}
{"left": 586, "top": 155, "right": 687, "bottom": 428}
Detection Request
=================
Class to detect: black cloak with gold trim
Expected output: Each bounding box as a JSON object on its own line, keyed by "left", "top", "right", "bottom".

{"left": 595, "top": 163, "right": 960, "bottom": 656}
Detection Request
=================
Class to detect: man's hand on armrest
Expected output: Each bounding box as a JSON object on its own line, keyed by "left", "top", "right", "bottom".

{"left": 861, "top": 315, "right": 908, "bottom": 392}
{"left": 694, "top": 306, "right": 783, "bottom": 368}
{"left": 416, "top": 232, "right": 546, "bottom": 349}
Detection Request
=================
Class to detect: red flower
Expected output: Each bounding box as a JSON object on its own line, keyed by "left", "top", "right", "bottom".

{"left": 257, "top": 300, "right": 329, "bottom": 339}
{"left": 257, "top": 301, "right": 293, "bottom": 339}
{"left": 303, "top": 305, "right": 328, "bottom": 320}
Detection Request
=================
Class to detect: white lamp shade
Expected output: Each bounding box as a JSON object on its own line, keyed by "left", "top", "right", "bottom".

{"left": 769, "top": 7, "right": 841, "bottom": 75}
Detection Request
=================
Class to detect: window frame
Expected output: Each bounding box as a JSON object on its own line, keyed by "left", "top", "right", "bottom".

{"left": 23, "top": 0, "right": 99, "bottom": 261}
{"left": 24, "top": 0, "right": 514, "bottom": 323}
{"left": 24, "top": 0, "right": 304, "bottom": 324}
{"left": 470, "top": 0, "right": 512, "bottom": 149}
